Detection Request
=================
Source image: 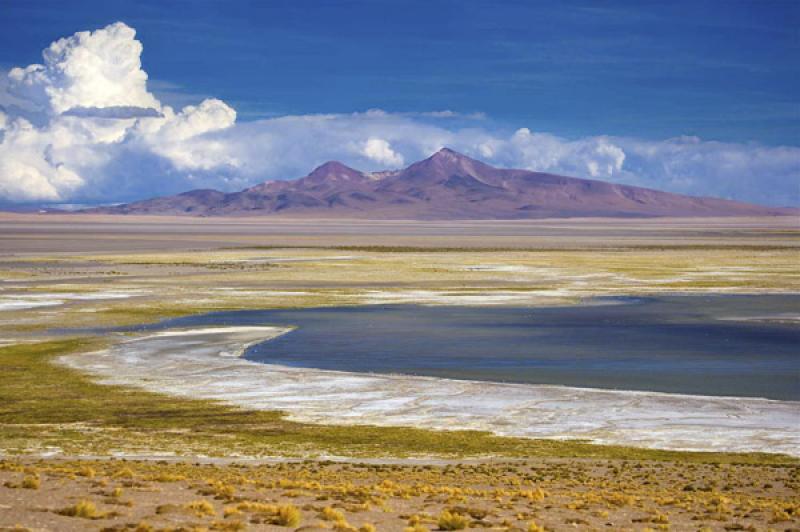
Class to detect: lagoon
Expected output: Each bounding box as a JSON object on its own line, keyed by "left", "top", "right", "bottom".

{"left": 153, "top": 294, "right": 800, "bottom": 400}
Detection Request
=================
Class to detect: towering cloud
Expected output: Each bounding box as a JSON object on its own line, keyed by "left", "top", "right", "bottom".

{"left": 0, "top": 22, "right": 797, "bottom": 207}
{"left": 8, "top": 22, "right": 160, "bottom": 115}
{"left": 0, "top": 22, "right": 236, "bottom": 202}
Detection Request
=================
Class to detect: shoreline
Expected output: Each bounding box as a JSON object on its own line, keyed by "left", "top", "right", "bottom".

{"left": 60, "top": 325, "right": 800, "bottom": 457}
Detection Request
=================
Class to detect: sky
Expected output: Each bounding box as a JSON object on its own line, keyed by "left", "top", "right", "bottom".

{"left": 0, "top": 0, "right": 798, "bottom": 206}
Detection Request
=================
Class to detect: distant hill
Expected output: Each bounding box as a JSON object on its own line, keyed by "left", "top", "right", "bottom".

{"left": 87, "top": 148, "right": 795, "bottom": 219}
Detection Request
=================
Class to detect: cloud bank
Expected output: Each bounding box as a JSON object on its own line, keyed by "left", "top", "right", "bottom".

{"left": 1, "top": 22, "right": 798, "bottom": 206}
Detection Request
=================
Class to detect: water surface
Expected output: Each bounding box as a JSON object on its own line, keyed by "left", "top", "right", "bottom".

{"left": 156, "top": 295, "right": 800, "bottom": 400}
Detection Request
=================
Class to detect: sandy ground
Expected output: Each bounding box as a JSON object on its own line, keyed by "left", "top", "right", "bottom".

{"left": 1, "top": 457, "right": 798, "bottom": 531}
{"left": 1, "top": 213, "right": 798, "bottom": 253}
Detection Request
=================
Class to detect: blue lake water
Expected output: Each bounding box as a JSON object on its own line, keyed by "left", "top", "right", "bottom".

{"left": 151, "top": 294, "right": 800, "bottom": 400}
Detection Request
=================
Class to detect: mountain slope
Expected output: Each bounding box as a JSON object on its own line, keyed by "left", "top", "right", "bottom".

{"left": 90, "top": 148, "right": 795, "bottom": 219}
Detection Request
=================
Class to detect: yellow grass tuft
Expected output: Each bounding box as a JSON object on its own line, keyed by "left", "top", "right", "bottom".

{"left": 113, "top": 467, "right": 135, "bottom": 479}
{"left": 321, "top": 506, "right": 346, "bottom": 521}
{"left": 223, "top": 505, "right": 242, "bottom": 518}
{"left": 57, "top": 499, "right": 104, "bottom": 519}
{"left": 520, "top": 487, "right": 547, "bottom": 502}
{"left": 21, "top": 476, "right": 40, "bottom": 489}
{"left": 272, "top": 503, "right": 302, "bottom": 527}
{"left": 185, "top": 499, "right": 216, "bottom": 517}
{"left": 437, "top": 510, "right": 469, "bottom": 530}
{"left": 235, "top": 501, "right": 301, "bottom": 527}
{"left": 527, "top": 521, "right": 545, "bottom": 532}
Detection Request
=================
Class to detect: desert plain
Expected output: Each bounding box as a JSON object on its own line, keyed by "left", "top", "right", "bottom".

{"left": 0, "top": 213, "right": 798, "bottom": 531}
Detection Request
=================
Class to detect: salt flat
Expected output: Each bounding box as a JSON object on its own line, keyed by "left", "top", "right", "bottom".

{"left": 60, "top": 325, "right": 800, "bottom": 456}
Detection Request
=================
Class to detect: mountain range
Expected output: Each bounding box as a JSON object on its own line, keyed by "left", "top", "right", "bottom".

{"left": 89, "top": 148, "right": 794, "bottom": 219}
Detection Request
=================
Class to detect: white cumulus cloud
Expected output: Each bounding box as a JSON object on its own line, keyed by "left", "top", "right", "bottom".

{"left": 360, "top": 138, "right": 404, "bottom": 166}
{"left": 8, "top": 22, "right": 160, "bottom": 115}
{"left": 148, "top": 99, "right": 236, "bottom": 142}
{"left": 134, "top": 98, "right": 238, "bottom": 171}
{"left": 0, "top": 22, "right": 237, "bottom": 202}
{"left": 0, "top": 118, "right": 84, "bottom": 201}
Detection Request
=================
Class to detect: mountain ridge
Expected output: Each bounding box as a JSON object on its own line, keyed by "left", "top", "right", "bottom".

{"left": 87, "top": 148, "right": 796, "bottom": 219}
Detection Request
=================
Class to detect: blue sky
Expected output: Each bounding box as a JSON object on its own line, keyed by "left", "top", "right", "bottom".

{"left": 0, "top": 0, "right": 797, "bottom": 206}
{"left": 2, "top": 0, "right": 798, "bottom": 144}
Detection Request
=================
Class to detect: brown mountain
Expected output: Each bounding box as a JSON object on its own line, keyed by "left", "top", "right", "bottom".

{"left": 89, "top": 148, "right": 795, "bottom": 219}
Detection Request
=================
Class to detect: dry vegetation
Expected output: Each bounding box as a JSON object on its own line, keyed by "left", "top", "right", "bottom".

{"left": 0, "top": 457, "right": 797, "bottom": 530}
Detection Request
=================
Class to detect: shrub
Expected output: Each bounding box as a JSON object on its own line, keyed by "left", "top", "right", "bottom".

{"left": 201, "top": 480, "right": 236, "bottom": 499}
{"left": 437, "top": 510, "right": 469, "bottom": 530}
{"left": 770, "top": 509, "right": 791, "bottom": 523}
{"left": 272, "top": 504, "right": 301, "bottom": 527}
{"left": 223, "top": 505, "right": 242, "bottom": 518}
{"left": 321, "top": 506, "right": 346, "bottom": 521}
{"left": 520, "top": 488, "right": 547, "bottom": 502}
{"left": 651, "top": 512, "right": 669, "bottom": 524}
{"left": 21, "top": 476, "right": 40, "bottom": 490}
{"left": 185, "top": 499, "right": 216, "bottom": 517}
{"left": 114, "top": 467, "right": 135, "bottom": 479}
{"left": 234, "top": 500, "right": 301, "bottom": 526}
{"left": 57, "top": 500, "right": 103, "bottom": 519}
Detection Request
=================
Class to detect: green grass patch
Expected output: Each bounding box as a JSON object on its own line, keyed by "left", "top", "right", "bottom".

{"left": 0, "top": 340, "right": 796, "bottom": 464}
